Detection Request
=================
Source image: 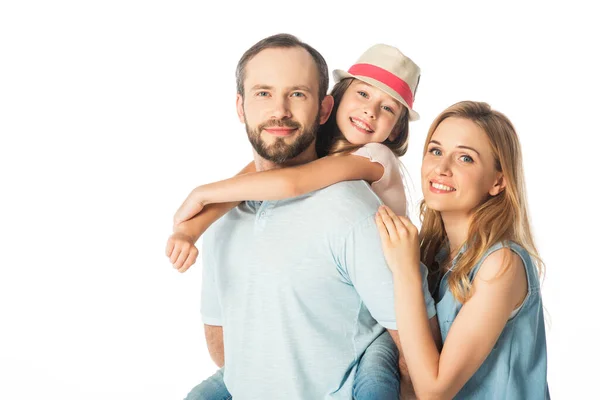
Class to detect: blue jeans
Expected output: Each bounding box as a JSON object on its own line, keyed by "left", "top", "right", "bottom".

{"left": 185, "top": 332, "right": 399, "bottom": 400}
{"left": 184, "top": 368, "right": 231, "bottom": 400}
{"left": 353, "top": 331, "right": 400, "bottom": 399}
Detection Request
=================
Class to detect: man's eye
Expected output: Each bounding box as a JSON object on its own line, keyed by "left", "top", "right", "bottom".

{"left": 256, "top": 91, "right": 269, "bottom": 97}
{"left": 291, "top": 92, "right": 305, "bottom": 98}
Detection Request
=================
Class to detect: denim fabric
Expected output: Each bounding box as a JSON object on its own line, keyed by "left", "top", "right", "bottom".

{"left": 353, "top": 330, "right": 400, "bottom": 400}
{"left": 184, "top": 368, "right": 231, "bottom": 400}
{"left": 435, "top": 241, "right": 550, "bottom": 399}
{"left": 185, "top": 335, "right": 401, "bottom": 400}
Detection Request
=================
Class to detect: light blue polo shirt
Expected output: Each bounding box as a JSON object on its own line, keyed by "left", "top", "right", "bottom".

{"left": 201, "top": 180, "right": 436, "bottom": 399}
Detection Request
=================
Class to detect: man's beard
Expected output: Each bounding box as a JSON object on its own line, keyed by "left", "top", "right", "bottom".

{"left": 245, "top": 115, "right": 321, "bottom": 164}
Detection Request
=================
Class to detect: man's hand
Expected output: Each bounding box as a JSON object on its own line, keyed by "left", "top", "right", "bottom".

{"left": 165, "top": 232, "right": 199, "bottom": 273}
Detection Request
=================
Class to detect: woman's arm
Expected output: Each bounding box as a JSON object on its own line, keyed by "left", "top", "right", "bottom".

{"left": 376, "top": 206, "right": 527, "bottom": 400}
{"left": 175, "top": 154, "right": 383, "bottom": 222}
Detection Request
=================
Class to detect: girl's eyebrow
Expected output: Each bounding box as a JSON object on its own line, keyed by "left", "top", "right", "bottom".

{"left": 428, "top": 140, "right": 481, "bottom": 156}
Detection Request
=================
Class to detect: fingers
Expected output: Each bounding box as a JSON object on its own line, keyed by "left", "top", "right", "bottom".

{"left": 375, "top": 211, "right": 391, "bottom": 246}
{"left": 377, "top": 206, "right": 418, "bottom": 242}
{"left": 397, "top": 215, "right": 418, "bottom": 236}
{"left": 377, "top": 206, "right": 402, "bottom": 242}
{"left": 177, "top": 247, "right": 199, "bottom": 273}
{"left": 174, "top": 249, "right": 188, "bottom": 270}
{"left": 165, "top": 236, "right": 175, "bottom": 257}
{"left": 169, "top": 245, "right": 182, "bottom": 265}
{"left": 167, "top": 233, "right": 199, "bottom": 273}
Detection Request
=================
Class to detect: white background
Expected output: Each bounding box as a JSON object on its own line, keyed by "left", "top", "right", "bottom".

{"left": 1, "top": 1, "right": 597, "bottom": 399}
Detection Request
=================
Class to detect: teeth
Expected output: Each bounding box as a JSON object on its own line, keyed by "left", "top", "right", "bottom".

{"left": 351, "top": 118, "right": 373, "bottom": 132}
{"left": 432, "top": 182, "right": 455, "bottom": 191}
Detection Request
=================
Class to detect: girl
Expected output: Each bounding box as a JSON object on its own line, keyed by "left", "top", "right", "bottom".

{"left": 173, "top": 44, "right": 427, "bottom": 400}
{"left": 376, "top": 101, "right": 549, "bottom": 399}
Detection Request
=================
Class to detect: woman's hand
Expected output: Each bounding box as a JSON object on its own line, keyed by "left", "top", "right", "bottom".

{"left": 375, "top": 205, "right": 421, "bottom": 275}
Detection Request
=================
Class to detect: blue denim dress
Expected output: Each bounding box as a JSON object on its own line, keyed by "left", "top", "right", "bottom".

{"left": 435, "top": 241, "right": 550, "bottom": 399}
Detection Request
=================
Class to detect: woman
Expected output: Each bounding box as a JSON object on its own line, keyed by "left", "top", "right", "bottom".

{"left": 377, "top": 100, "right": 549, "bottom": 399}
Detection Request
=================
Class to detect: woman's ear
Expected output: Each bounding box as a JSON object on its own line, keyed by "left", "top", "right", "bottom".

{"left": 489, "top": 173, "right": 507, "bottom": 196}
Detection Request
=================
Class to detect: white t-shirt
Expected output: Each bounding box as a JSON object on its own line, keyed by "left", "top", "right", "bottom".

{"left": 352, "top": 142, "right": 407, "bottom": 216}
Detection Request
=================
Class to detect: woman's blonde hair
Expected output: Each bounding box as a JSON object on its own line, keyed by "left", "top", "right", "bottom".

{"left": 315, "top": 78, "right": 409, "bottom": 158}
{"left": 419, "top": 101, "right": 544, "bottom": 303}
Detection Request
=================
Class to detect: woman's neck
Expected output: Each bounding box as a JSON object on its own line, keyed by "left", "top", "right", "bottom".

{"left": 441, "top": 211, "right": 471, "bottom": 259}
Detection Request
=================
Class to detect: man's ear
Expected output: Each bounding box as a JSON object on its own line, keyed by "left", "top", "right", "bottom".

{"left": 319, "top": 95, "right": 334, "bottom": 125}
{"left": 489, "top": 173, "right": 507, "bottom": 196}
{"left": 236, "top": 94, "right": 245, "bottom": 124}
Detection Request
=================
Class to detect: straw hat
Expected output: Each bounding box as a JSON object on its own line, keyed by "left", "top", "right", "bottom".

{"left": 333, "top": 44, "right": 421, "bottom": 121}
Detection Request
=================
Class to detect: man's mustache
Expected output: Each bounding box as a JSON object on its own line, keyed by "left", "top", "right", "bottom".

{"left": 258, "top": 119, "right": 301, "bottom": 131}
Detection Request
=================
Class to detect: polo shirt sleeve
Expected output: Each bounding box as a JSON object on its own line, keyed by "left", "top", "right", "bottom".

{"left": 340, "top": 214, "right": 436, "bottom": 329}
{"left": 200, "top": 233, "right": 223, "bottom": 326}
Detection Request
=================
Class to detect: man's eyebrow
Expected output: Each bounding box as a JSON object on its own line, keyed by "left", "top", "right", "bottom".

{"left": 249, "top": 85, "right": 273, "bottom": 91}
{"left": 289, "top": 85, "right": 312, "bottom": 92}
{"left": 248, "top": 85, "right": 313, "bottom": 92}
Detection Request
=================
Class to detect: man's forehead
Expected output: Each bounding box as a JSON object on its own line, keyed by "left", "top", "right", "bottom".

{"left": 244, "top": 47, "right": 319, "bottom": 92}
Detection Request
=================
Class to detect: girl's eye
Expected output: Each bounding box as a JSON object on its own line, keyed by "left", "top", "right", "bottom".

{"left": 357, "top": 91, "right": 368, "bottom": 98}
{"left": 382, "top": 105, "right": 394, "bottom": 114}
{"left": 459, "top": 155, "right": 474, "bottom": 163}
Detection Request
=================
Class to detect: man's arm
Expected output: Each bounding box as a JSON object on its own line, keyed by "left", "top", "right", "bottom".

{"left": 204, "top": 324, "right": 224, "bottom": 368}
{"left": 387, "top": 316, "right": 442, "bottom": 400}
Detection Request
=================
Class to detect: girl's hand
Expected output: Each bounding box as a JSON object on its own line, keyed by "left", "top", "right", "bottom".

{"left": 174, "top": 188, "right": 207, "bottom": 224}
{"left": 165, "top": 232, "right": 199, "bottom": 273}
{"left": 375, "top": 205, "right": 421, "bottom": 275}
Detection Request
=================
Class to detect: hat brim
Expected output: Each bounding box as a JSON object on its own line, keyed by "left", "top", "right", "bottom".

{"left": 333, "top": 69, "right": 419, "bottom": 121}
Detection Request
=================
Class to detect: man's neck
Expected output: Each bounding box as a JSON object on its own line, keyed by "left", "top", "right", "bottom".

{"left": 254, "top": 143, "right": 318, "bottom": 172}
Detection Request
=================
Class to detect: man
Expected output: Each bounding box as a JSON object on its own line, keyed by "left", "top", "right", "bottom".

{"left": 178, "top": 34, "right": 439, "bottom": 399}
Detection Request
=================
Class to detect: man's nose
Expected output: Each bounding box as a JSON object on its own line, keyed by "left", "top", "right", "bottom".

{"left": 271, "top": 97, "right": 292, "bottom": 119}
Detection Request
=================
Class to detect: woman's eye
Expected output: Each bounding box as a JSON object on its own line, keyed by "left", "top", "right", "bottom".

{"left": 459, "top": 155, "right": 474, "bottom": 163}
{"left": 429, "top": 148, "right": 442, "bottom": 156}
